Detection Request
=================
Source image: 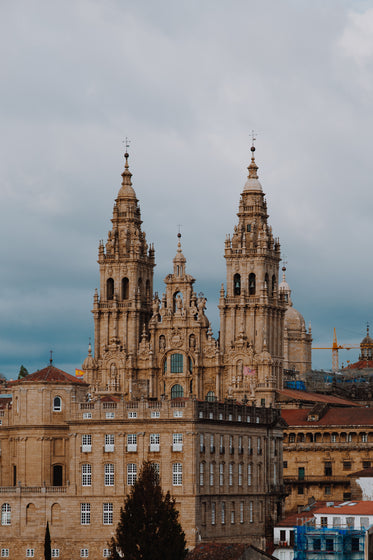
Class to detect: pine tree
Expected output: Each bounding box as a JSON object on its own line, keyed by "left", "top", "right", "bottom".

{"left": 18, "top": 365, "right": 29, "bottom": 379}
{"left": 109, "top": 461, "right": 187, "bottom": 560}
{"left": 44, "top": 521, "right": 51, "bottom": 560}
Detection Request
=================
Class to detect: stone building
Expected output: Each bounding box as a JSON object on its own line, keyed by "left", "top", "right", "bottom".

{"left": 0, "top": 146, "right": 310, "bottom": 556}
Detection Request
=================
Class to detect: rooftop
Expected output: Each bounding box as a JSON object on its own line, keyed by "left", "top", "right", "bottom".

{"left": 282, "top": 406, "right": 373, "bottom": 427}
{"left": 278, "top": 388, "right": 358, "bottom": 407}
{"left": 8, "top": 365, "right": 87, "bottom": 386}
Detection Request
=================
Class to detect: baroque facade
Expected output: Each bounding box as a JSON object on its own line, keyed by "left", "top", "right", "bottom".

{"left": 0, "top": 147, "right": 312, "bottom": 556}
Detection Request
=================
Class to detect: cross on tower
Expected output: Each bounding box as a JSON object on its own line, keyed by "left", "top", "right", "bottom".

{"left": 122, "top": 137, "right": 131, "bottom": 153}
{"left": 250, "top": 130, "right": 257, "bottom": 147}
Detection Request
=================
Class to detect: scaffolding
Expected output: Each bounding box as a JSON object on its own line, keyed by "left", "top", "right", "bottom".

{"left": 294, "top": 521, "right": 367, "bottom": 560}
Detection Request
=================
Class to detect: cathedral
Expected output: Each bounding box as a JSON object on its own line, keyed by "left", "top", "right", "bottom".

{"left": 0, "top": 146, "right": 312, "bottom": 558}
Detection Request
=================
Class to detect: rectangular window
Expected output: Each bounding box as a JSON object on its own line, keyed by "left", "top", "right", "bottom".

{"left": 172, "top": 463, "right": 182, "bottom": 486}
{"left": 127, "top": 464, "right": 137, "bottom": 486}
{"left": 298, "top": 486, "right": 304, "bottom": 495}
{"left": 104, "top": 464, "right": 114, "bottom": 486}
{"left": 361, "top": 517, "right": 370, "bottom": 529}
{"left": 51, "top": 551, "right": 60, "bottom": 558}
{"left": 313, "top": 539, "right": 321, "bottom": 551}
{"left": 105, "top": 434, "right": 114, "bottom": 453}
{"left": 1, "top": 504, "right": 11, "bottom": 525}
{"left": 106, "top": 412, "right": 115, "bottom": 419}
{"left": 82, "top": 434, "right": 92, "bottom": 453}
{"left": 248, "top": 464, "right": 252, "bottom": 486}
{"left": 209, "top": 412, "right": 213, "bottom": 419}
{"left": 81, "top": 503, "right": 91, "bottom": 525}
{"left": 128, "top": 411, "right": 137, "bottom": 418}
{"left": 257, "top": 437, "right": 262, "bottom": 455}
{"left": 172, "top": 433, "right": 183, "bottom": 452}
{"left": 363, "top": 461, "right": 371, "bottom": 469}
{"left": 238, "top": 436, "right": 243, "bottom": 454}
{"left": 219, "top": 413, "right": 223, "bottom": 420}
{"left": 324, "top": 462, "right": 332, "bottom": 476}
{"left": 200, "top": 434, "right": 205, "bottom": 453}
{"left": 248, "top": 436, "right": 252, "bottom": 455}
{"left": 361, "top": 433, "right": 368, "bottom": 443}
{"left": 103, "top": 550, "right": 111, "bottom": 558}
{"left": 238, "top": 463, "right": 243, "bottom": 486}
{"left": 80, "top": 550, "right": 89, "bottom": 558}
{"left": 352, "top": 537, "right": 360, "bottom": 552}
{"left": 221, "top": 502, "right": 225, "bottom": 524}
{"left": 343, "top": 461, "right": 351, "bottom": 470}
{"left": 210, "top": 435, "right": 215, "bottom": 453}
{"left": 298, "top": 466, "right": 305, "bottom": 480}
{"left": 201, "top": 502, "right": 206, "bottom": 525}
{"left": 219, "top": 463, "right": 224, "bottom": 486}
{"left": 326, "top": 539, "right": 334, "bottom": 552}
{"left": 229, "top": 436, "right": 234, "bottom": 454}
{"left": 325, "top": 486, "right": 331, "bottom": 495}
{"left": 127, "top": 434, "right": 137, "bottom": 452}
{"left": 346, "top": 516, "right": 355, "bottom": 528}
{"left": 333, "top": 517, "right": 341, "bottom": 527}
{"left": 211, "top": 502, "right": 216, "bottom": 525}
{"left": 231, "top": 503, "right": 235, "bottom": 524}
{"left": 240, "top": 501, "right": 244, "bottom": 523}
{"left": 173, "top": 409, "right": 183, "bottom": 418}
{"left": 26, "top": 551, "right": 35, "bottom": 558}
{"left": 103, "top": 503, "right": 113, "bottom": 525}
{"left": 0, "top": 551, "right": 9, "bottom": 558}
{"left": 151, "top": 410, "right": 160, "bottom": 418}
{"left": 171, "top": 353, "right": 183, "bottom": 373}
{"left": 321, "top": 516, "right": 328, "bottom": 527}
{"left": 82, "top": 464, "right": 92, "bottom": 486}
{"left": 220, "top": 435, "right": 224, "bottom": 454}
{"left": 83, "top": 412, "right": 92, "bottom": 419}
{"left": 199, "top": 463, "right": 204, "bottom": 486}
{"left": 229, "top": 463, "right": 233, "bottom": 486}
{"left": 283, "top": 461, "right": 288, "bottom": 468}
{"left": 249, "top": 501, "right": 253, "bottom": 523}
{"left": 150, "top": 433, "right": 160, "bottom": 452}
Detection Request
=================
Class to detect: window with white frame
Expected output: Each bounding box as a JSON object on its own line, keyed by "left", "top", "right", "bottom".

{"left": 257, "top": 437, "right": 262, "bottom": 454}
{"left": 127, "top": 434, "right": 137, "bottom": 452}
{"left": 152, "top": 463, "right": 160, "bottom": 476}
{"left": 0, "top": 550, "right": 9, "bottom": 558}
{"left": 127, "top": 464, "right": 137, "bottom": 485}
{"left": 210, "top": 435, "right": 214, "bottom": 453}
{"left": 219, "top": 413, "right": 223, "bottom": 420}
{"left": 238, "top": 436, "right": 243, "bottom": 453}
{"left": 80, "top": 549, "right": 89, "bottom": 557}
{"left": 199, "top": 463, "right": 204, "bottom": 486}
{"left": 151, "top": 410, "right": 160, "bottom": 418}
{"left": 238, "top": 463, "right": 243, "bottom": 486}
{"left": 105, "top": 434, "right": 114, "bottom": 452}
{"left": 247, "top": 415, "right": 251, "bottom": 423}
{"left": 209, "top": 463, "right": 214, "bottom": 486}
{"left": 26, "top": 550, "right": 34, "bottom": 558}
{"left": 211, "top": 502, "right": 216, "bottom": 525}
{"left": 53, "top": 396, "right": 62, "bottom": 412}
{"left": 200, "top": 433, "right": 204, "bottom": 452}
{"left": 228, "top": 414, "right": 232, "bottom": 421}
{"left": 82, "top": 464, "right": 92, "bottom": 486}
{"left": 83, "top": 412, "right": 92, "bottom": 420}
{"left": 150, "top": 434, "right": 160, "bottom": 452}
{"left": 238, "top": 415, "right": 242, "bottom": 422}
{"left": 128, "top": 411, "right": 137, "bottom": 419}
{"left": 249, "top": 501, "right": 253, "bottom": 522}
{"left": 106, "top": 411, "right": 115, "bottom": 419}
{"left": 248, "top": 463, "right": 252, "bottom": 486}
{"left": 1, "top": 503, "right": 11, "bottom": 525}
{"left": 240, "top": 501, "right": 244, "bottom": 523}
{"left": 229, "top": 463, "right": 233, "bottom": 486}
{"left": 361, "top": 433, "right": 368, "bottom": 443}
{"left": 231, "top": 503, "right": 235, "bottom": 524}
{"left": 103, "top": 550, "right": 111, "bottom": 558}
{"left": 172, "top": 433, "right": 183, "bottom": 452}
{"left": 103, "top": 502, "right": 113, "bottom": 525}
{"left": 229, "top": 435, "right": 233, "bottom": 454}
{"left": 221, "top": 502, "right": 225, "bottom": 524}
{"left": 81, "top": 503, "right": 91, "bottom": 525}
{"left": 51, "top": 550, "right": 60, "bottom": 558}
{"left": 82, "top": 434, "right": 92, "bottom": 453}
{"left": 104, "top": 464, "right": 114, "bottom": 486}
{"left": 173, "top": 409, "right": 183, "bottom": 418}
{"left": 172, "top": 463, "right": 182, "bottom": 486}
{"left": 220, "top": 435, "right": 224, "bottom": 453}
{"left": 219, "top": 463, "right": 224, "bottom": 486}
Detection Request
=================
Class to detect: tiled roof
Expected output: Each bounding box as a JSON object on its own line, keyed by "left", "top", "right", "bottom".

{"left": 314, "top": 501, "right": 373, "bottom": 515}
{"left": 343, "top": 360, "right": 373, "bottom": 370}
{"left": 275, "top": 502, "right": 339, "bottom": 527}
{"left": 348, "top": 466, "right": 373, "bottom": 478}
{"left": 282, "top": 406, "right": 373, "bottom": 427}
{"left": 100, "top": 395, "right": 120, "bottom": 403}
{"left": 278, "top": 389, "right": 358, "bottom": 407}
{"left": 9, "top": 365, "right": 87, "bottom": 386}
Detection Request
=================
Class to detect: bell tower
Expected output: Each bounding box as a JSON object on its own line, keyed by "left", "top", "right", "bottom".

{"left": 87, "top": 151, "right": 155, "bottom": 393}
{"left": 219, "top": 145, "right": 285, "bottom": 404}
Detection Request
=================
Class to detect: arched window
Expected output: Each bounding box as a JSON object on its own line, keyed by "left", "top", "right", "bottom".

{"left": 26, "top": 503, "right": 36, "bottom": 525}
{"left": 53, "top": 396, "right": 61, "bottom": 412}
{"left": 233, "top": 274, "right": 241, "bottom": 296}
{"left": 53, "top": 465, "right": 63, "bottom": 487}
{"left": 1, "top": 503, "right": 11, "bottom": 525}
{"left": 206, "top": 391, "right": 215, "bottom": 402}
{"left": 264, "top": 273, "right": 269, "bottom": 292}
{"left": 249, "top": 273, "right": 256, "bottom": 295}
{"left": 272, "top": 275, "right": 276, "bottom": 296}
{"left": 171, "top": 354, "right": 183, "bottom": 373}
{"left": 121, "top": 277, "right": 129, "bottom": 300}
{"left": 51, "top": 503, "right": 61, "bottom": 525}
{"left": 107, "top": 278, "right": 114, "bottom": 300}
{"left": 171, "top": 384, "right": 184, "bottom": 399}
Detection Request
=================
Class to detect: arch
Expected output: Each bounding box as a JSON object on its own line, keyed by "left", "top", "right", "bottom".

{"left": 264, "top": 273, "right": 269, "bottom": 292}
{"left": 26, "top": 503, "right": 36, "bottom": 525}
{"left": 53, "top": 396, "right": 62, "bottom": 412}
{"left": 53, "top": 465, "right": 63, "bottom": 487}
{"left": 171, "top": 384, "right": 184, "bottom": 399}
{"left": 173, "top": 291, "right": 183, "bottom": 313}
{"left": 121, "top": 277, "right": 129, "bottom": 300}
{"left": 107, "top": 278, "right": 114, "bottom": 300}
{"left": 306, "top": 433, "right": 314, "bottom": 443}
{"left": 249, "top": 273, "right": 256, "bottom": 295}
{"left": 206, "top": 391, "right": 216, "bottom": 402}
{"left": 272, "top": 274, "right": 276, "bottom": 296}
{"left": 51, "top": 503, "right": 61, "bottom": 525}
{"left": 233, "top": 274, "right": 241, "bottom": 296}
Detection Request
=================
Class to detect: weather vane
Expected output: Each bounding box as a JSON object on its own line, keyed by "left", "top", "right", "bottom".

{"left": 122, "top": 137, "right": 131, "bottom": 153}
{"left": 250, "top": 130, "right": 257, "bottom": 148}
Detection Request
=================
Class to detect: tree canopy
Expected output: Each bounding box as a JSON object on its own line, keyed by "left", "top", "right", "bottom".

{"left": 18, "top": 365, "right": 29, "bottom": 379}
{"left": 109, "top": 461, "right": 187, "bottom": 560}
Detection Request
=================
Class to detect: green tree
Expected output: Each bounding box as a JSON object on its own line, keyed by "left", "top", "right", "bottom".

{"left": 109, "top": 461, "right": 187, "bottom": 560}
{"left": 44, "top": 521, "right": 51, "bottom": 560}
{"left": 18, "top": 365, "right": 29, "bottom": 379}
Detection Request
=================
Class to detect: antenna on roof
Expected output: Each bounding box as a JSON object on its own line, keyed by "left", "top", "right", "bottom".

{"left": 49, "top": 350, "right": 53, "bottom": 365}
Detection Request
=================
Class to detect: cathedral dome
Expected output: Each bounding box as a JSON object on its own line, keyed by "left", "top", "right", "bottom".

{"left": 243, "top": 146, "right": 263, "bottom": 192}
{"left": 285, "top": 306, "right": 306, "bottom": 332}
{"left": 82, "top": 342, "right": 96, "bottom": 370}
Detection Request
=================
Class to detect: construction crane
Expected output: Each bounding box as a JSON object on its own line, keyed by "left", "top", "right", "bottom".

{"left": 312, "top": 328, "right": 360, "bottom": 371}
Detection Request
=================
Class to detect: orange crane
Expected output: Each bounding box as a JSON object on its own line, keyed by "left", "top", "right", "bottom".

{"left": 312, "top": 328, "right": 360, "bottom": 371}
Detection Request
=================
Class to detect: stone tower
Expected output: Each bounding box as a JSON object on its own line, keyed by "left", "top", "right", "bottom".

{"left": 84, "top": 152, "right": 155, "bottom": 393}
{"left": 219, "top": 146, "right": 286, "bottom": 405}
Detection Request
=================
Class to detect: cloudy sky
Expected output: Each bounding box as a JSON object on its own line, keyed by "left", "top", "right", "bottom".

{"left": 1, "top": 0, "right": 373, "bottom": 378}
